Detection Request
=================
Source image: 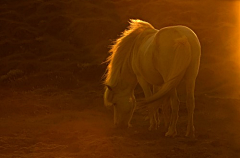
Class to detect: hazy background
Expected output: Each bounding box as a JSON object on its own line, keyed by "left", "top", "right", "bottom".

{"left": 0, "top": 0, "right": 240, "bottom": 157}
{"left": 0, "top": 0, "right": 239, "bottom": 98}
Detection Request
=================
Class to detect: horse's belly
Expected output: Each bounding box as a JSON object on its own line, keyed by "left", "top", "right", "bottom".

{"left": 133, "top": 54, "right": 164, "bottom": 86}
{"left": 141, "top": 68, "right": 164, "bottom": 86}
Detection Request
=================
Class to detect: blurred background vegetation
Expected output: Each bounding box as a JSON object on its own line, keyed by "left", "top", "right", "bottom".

{"left": 0, "top": 0, "right": 239, "bottom": 98}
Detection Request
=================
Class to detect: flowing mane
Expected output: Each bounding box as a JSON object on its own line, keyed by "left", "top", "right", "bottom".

{"left": 104, "top": 19, "right": 154, "bottom": 87}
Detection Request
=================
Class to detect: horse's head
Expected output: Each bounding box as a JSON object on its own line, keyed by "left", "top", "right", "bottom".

{"left": 104, "top": 85, "right": 135, "bottom": 128}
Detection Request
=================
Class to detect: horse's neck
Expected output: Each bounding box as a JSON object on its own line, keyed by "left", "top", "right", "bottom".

{"left": 118, "top": 58, "right": 137, "bottom": 92}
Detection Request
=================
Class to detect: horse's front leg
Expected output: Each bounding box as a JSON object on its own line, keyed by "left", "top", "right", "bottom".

{"left": 137, "top": 77, "right": 155, "bottom": 130}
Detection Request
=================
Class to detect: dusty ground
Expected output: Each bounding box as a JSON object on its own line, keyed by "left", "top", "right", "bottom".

{"left": 0, "top": 0, "right": 240, "bottom": 157}
{"left": 0, "top": 88, "right": 240, "bottom": 158}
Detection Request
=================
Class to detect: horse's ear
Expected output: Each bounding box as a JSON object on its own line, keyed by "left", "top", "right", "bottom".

{"left": 106, "top": 85, "right": 113, "bottom": 91}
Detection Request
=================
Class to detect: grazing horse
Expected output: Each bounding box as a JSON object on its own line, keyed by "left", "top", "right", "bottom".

{"left": 104, "top": 19, "right": 201, "bottom": 137}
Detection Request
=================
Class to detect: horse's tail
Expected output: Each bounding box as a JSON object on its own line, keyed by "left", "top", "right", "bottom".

{"left": 144, "top": 36, "right": 191, "bottom": 104}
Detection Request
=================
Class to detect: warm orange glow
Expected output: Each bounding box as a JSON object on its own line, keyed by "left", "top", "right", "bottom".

{"left": 238, "top": 2, "right": 240, "bottom": 60}
{"left": 225, "top": 1, "right": 240, "bottom": 98}
{"left": 235, "top": 1, "right": 240, "bottom": 97}
{"left": 235, "top": 1, "right": 240, "bottom": 63}
{"left": 1, "top": 1, "right": 240, "bottom": 157}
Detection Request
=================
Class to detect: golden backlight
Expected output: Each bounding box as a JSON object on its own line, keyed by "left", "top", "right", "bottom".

{"left": 234, "top": 1, "right": 240, "bottom": 67}
{"left": 238, "top": 2, "right": 240, "bottom": 60}
{"left": 1, "top": 1, "right": 240, "bottom": 157}
{"left": 232, "top": 1, "right": 240, "bottom": 98}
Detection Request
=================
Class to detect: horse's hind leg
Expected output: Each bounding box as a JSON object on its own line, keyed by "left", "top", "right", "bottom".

{"left": 148, "top": 101, "right": 161, "bottom": 130}
{"left": 165, "top": 89, "right": 179, "bottom": 137}
{"left": 152, "top": 85, "right": 165, "bottom": 130}
{"left": 184, "top": 50, "right": 200, "bottom": 137}
{"left": 153, "top": 110, "right": 159, "bottom": 130}
{"left": 156, "top": 108, "right": 161, "bottom": 129}
{"left": 185, "top": 78, "right": 196, "bottom": 137}
{"left": 148, "top": 111, "right": 155, "bottom": 130}
{"left": 185, "top": 61, "right": 199, "bottom": 137}
{"left": 162, "top": 97, "right": 170, "bottom": 129}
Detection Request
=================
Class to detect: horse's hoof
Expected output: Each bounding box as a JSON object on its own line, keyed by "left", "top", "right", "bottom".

{"left": 165, "top": 130, "right": 177, "bottom": 137}
{"left": 185, "top": 127, "right": 195, "bottom": 138}
{"left": 185, "top": 132, "right": 195, "bottom": 138}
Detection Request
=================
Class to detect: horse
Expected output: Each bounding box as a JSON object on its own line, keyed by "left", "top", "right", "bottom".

{"left": 103, "top": 19, "right": 201, "bottom": 137}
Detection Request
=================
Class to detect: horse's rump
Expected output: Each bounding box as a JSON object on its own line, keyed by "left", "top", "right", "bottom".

{"left": 131, "top": 27, "right": 191, "bottom": 95}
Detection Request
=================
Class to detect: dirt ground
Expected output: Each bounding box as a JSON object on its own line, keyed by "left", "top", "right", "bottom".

{"left": 0, "top": 0, "right": 240, "bottom": 157}
{"left": 0, "top": 88, "right": 240, "bottom": 158}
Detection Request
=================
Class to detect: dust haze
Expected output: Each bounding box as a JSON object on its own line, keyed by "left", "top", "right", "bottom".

{"left": 0, "top": 0, "right": 240, "bottom": 157}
